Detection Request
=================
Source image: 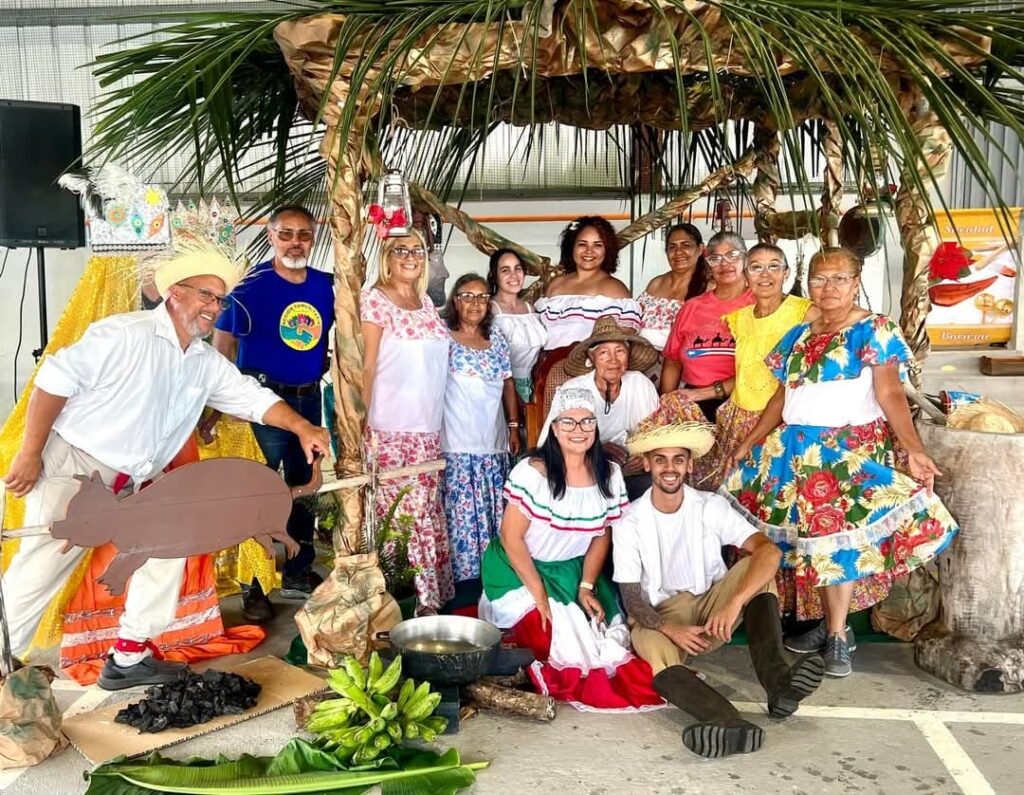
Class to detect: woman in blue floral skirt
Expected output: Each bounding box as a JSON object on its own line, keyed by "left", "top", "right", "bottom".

{"left": 442, "top": 274, "right": 521, "bottom": 582}
{"left": 721, "top": 248, "right": 958, "bottom": 678}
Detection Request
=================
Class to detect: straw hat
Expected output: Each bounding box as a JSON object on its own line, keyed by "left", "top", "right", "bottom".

{"left": 627, "top": 419, "right": 716, "bottom": 459}
{"left": 152, "top": 240, "right": 245, "bottom": 298}
{"left": 564, "top": 317, "right": 659, "bottom": 377}
{"left": 626, "top": 393, "right": 717, "bottom": 458}
{"left": 947, "top": 398, "right": 1024, "bottom": 434}
{"left": 537, "top": 387, "right": 597, "bottom": 445}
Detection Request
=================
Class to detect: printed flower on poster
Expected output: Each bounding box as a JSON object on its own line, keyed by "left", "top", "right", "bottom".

{"left": 928, "top": 241, "right": 973, "bottom": 284}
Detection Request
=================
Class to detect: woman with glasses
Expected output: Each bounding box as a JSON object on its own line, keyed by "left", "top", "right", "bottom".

{"left": 660, "top": 231, "right": 754, "bottom": 421}
{"left": 638, "top": 223, "right": 711, "bottom": 352}
{"left": 535, "top": 216, "right": 641, "bottom": 356}
{"left": 361, "top": 232, "right": 454, "bottom": 614}
{"left": 697, "top": 244, "right": 813, "bottom": 490}
{"left": 441, "top": 274, "right": 521, "bottom": 582}
{"left": 480, "top": 386, "right": 662, "bottom": 710}
{"left": 488, "top": 249, "right": 547, "bottom": 402}
{"left": 720, "top": 248, "right": 959, "bottom": 678}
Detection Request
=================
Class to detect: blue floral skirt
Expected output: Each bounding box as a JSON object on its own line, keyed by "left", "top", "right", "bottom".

{"left": 720, "top": 417, "right": 959, "bottom": 620}
{"left": 443, "top": 452, "right": 510, "bottom": 582}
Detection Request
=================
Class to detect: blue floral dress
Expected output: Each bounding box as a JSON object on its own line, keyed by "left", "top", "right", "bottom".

{"left": 720, "top": 314, "right": 959, "bottom": 620}
{"left": 442, "top": 331, "right": 513, "bottom": 581}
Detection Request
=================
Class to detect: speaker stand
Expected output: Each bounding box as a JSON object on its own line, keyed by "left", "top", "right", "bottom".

{"left": 31, "top": 246, "right": 48, "bottom": 362}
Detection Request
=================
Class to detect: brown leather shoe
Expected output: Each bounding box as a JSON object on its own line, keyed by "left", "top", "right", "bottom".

{"left": 242, "top": 583, "right": 274, "bottom": 623}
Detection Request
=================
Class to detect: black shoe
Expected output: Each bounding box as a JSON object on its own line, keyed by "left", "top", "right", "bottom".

{"left": 682, "top": 718, "right": 766, "bottom": 759}
{"left": 242, "top": 582, "right": 274, "bottom": 623}
{"left": 652, "top": 665, "right": 764, "bottom": 759}
{"left": 280, "top": 570, "right": 324, "bottom": 600}
{"left": 98, "top": 655, "right": 190, "bottom": 691}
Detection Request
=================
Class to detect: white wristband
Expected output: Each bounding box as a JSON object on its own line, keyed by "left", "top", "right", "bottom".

{"left": 579, "top": 581, "right": 594, "bottom": 591}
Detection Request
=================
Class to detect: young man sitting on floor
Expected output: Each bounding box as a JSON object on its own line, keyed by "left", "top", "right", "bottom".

{"left": 613, "top": 413, "right": 825, "bottom": 759}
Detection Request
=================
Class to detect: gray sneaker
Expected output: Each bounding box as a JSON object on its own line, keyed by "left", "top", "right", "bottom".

{"left": 823, "top": 634, "right": 853, "bottom": 678}
{"left": 784, "top": 621, "right": 856, "bottom": 654}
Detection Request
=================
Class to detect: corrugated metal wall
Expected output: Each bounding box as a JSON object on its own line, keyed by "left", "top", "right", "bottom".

{"left": 946, "top": 123, "right": 1024, "bottom": 208}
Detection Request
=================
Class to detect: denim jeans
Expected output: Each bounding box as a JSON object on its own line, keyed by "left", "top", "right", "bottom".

{"left": 250, "top": 389, "right": 321, "bottom": 580}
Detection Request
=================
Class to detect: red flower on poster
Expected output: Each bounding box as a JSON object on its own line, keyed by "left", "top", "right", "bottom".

{"left": 928, "top": 242, "right": 973, "bottom": 283}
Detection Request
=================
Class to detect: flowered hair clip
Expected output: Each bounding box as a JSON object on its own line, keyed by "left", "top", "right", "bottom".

{"left": 568, "top": 220, "right": 580, "bottom": 231}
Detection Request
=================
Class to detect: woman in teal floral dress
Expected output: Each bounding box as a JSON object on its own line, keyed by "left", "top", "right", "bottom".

{"left": 722, "top": 248, "right": 958, "bottom": 678}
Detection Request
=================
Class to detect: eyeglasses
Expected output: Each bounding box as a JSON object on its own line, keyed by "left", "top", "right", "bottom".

{"left": 176, "top": 283, "right": 231, "bottom": 310}
{"left": 706, "top": 250, "right": 744, "bottom": 266}
{"left": 746, "top": 262, "right": 786, "bottom": 275}
{"left": 808, "top": 273, "right": 856, "bottom": 288}
{"left": 456, "top": 292, "right": 490, "bottom": 304}
{"left": 555, "top": 416, "right": 598, "bottom": 432}
{"left": 272, "top": 228, "right": 314, "bottom": 243}
{"left": 392, "top": 246, "right": 427, "bottom": 260}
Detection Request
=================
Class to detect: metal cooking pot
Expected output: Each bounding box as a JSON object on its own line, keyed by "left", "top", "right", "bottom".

{"left": 378, "top": 615, "right": 501, "bottom": 685}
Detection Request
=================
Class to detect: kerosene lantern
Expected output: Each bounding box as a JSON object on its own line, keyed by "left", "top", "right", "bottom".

{"left": 377, "top": 170, "right": 412, "bottom": 237}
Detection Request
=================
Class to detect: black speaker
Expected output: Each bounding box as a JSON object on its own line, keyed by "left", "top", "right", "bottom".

{"left": 0, "top": 99, "right": 85, "bottom": 248}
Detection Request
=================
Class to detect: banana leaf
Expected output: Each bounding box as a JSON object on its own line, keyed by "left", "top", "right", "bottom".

{"left": 84, "top": 742, "right": 484, "bottom": 795}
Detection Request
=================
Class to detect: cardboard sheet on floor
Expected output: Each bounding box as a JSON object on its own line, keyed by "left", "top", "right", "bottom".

{"left": 62, "top": 656, "right": 327, "bottom": 764}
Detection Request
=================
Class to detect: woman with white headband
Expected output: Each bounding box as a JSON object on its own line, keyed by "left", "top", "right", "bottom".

{"left": 479, "top": 386, "right": 662, "bottom": 710}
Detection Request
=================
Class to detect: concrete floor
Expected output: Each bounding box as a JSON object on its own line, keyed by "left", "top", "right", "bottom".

{"left": 2, "top": 592, "right": 1023, "bottom": 795}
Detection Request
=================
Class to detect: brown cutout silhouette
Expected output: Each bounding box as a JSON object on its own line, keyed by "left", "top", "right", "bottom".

{"left": 49, "top": 457, "right": 322, "bottom": 595}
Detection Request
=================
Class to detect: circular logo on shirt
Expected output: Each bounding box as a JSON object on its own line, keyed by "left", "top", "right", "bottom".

{"left": 279, "top": 302, "right": 323, "bottom": 351}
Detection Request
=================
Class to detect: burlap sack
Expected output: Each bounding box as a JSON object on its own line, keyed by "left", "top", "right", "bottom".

{"left": 0, "top": 665, "right": 67, "bottom": 769}
{"left": 871, "top": 564, "right": 941, "bottom": 641}
{"left": 295, "top": 552, "right": 402, "bottom": 668}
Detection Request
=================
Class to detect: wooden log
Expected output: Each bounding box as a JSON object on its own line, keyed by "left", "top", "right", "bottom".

{"left": 465, "top": 681, "right": 556, "bottom": 721}
{"left": 914, "top": 420, "right": 1024, "bottom": 692}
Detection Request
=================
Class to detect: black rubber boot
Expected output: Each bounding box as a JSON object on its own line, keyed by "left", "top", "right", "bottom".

{"left": 652, "top": 665, "right": 764, "bottom": 759}
{"left": 743, "top": 592, "right": 825, "bottom": 718}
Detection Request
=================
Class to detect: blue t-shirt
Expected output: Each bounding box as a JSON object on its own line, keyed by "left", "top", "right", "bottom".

{"left": 216, "top": 261, "right": 335, "bottom": 385}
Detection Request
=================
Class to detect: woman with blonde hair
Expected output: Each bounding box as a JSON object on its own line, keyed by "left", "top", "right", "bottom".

{"left": 361, "top": 231, "right": 454, "bottom": 613}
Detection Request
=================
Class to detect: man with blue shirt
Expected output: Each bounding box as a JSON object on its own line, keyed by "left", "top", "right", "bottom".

{"left": 209, "top": 205, "right": 335, "bottom": 620}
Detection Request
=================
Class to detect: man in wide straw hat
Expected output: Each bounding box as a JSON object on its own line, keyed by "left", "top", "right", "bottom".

{"left": 2, "top": 242, "right": 330, "bottom": 690}
{"left": 562, "top": 316, "right": 659, "bottom": 498}
{"left": 613, "top": 404, "right": 824, "bottom": 759}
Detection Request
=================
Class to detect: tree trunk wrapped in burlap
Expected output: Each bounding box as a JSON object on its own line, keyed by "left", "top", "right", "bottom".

{"left": 914, "top": 420, "right": 1024, "bottom": 693}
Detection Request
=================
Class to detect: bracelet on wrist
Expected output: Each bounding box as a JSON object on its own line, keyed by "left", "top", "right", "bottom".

{"left": 713, "top": 380, "right": 726, "bottom": 399}
{"left": 579, "top": 581, "right": 594, "bottom": 592}
{"left": 507, "top": 421, "right": 520, "bottom": 428}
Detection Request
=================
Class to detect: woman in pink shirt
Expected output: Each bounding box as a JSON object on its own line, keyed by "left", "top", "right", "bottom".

{"left": 660, "top": 231, "right": 754, "bottom": 421}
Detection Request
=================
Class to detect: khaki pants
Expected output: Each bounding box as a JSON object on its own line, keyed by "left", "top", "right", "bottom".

{"left": 631, "top": 558, "right": 777, "bottom": 674}
{"left": 2, "top": 433, "right": 186, "bottom": 658}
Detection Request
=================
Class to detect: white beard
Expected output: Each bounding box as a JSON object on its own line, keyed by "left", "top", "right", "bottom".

{"left": 281, "top": 255, "right": 308, "bottom": 270}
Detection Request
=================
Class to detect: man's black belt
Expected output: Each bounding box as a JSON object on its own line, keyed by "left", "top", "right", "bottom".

{"left": 242, "top": 370, "right": 320, "bottom": 398}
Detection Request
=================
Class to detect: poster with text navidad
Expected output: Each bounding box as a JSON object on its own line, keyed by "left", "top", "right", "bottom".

{"left": 925, "top": 208, "right": 1021, "bottom": 347}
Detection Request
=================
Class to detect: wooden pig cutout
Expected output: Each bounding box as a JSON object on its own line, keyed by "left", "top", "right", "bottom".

{"left": 49, "top": 457, "right": 322, "bottom": 595}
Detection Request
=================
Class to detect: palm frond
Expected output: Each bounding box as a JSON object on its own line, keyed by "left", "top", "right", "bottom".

{"left": 84, "top": 0, "right": 1024, "bottom": 238}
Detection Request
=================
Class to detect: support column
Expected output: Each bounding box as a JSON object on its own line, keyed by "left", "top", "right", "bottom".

{"left": 819, "top": 118, "right": 844, "bottom": 248}
{"left": 751, "top": 125, "right": 781, "bottom": 244}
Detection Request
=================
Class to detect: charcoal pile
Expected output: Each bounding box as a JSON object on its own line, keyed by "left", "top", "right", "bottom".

{"left": 114, "top": 669, "right": 261, "bottom": 733}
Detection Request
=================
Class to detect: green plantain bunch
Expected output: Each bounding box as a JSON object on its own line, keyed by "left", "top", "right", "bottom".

{"left": 306, "top": 652, "right": 447, "bottom": 766}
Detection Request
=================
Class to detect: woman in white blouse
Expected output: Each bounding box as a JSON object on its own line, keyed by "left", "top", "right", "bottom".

{"left": 488, "top": 248, "right": 547, "bottom": 402}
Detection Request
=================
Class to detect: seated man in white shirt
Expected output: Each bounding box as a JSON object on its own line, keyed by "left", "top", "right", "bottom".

{"left": 613, "top": 414, "right": 824, "bottom": 759}
{"left": 561, "top": 317, "right": 659, "bottom": 499}
{"left": 2, "top": 243, "right": 330, "bottom": 691}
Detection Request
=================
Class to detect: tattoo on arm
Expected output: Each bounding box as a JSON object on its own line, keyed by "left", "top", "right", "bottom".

{"left": 620, "top": 582, "right": 664, "bottom": 630}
